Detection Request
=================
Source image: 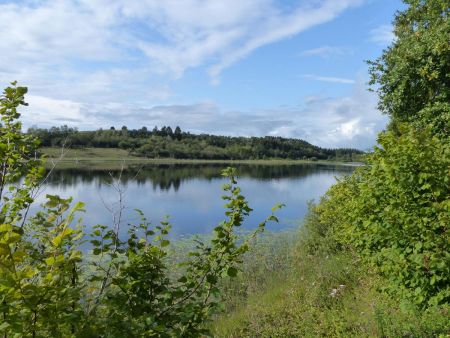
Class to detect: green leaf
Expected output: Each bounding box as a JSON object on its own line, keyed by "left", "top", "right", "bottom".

{"left": 0, "top": 224, "right": 13, "bottom": 232}
{"left": 206, "top": 274, "right": 218, "bottom": 284}
{"left": 227, "top": 267, "right": 238, "bottom": 277}
{"left": 160, "top": 239, "right": 170, "bottom": 247}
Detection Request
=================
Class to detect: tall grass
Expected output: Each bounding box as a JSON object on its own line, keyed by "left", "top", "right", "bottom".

{"left": 211, "top": 210, "right": 450, "bottom": 337}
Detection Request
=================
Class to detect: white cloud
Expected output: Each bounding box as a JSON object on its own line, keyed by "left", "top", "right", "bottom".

{"left": 370, "top": 24, "right": 395, "bottom": 45}
{"left": 299, "top": 45, "right": 349, "bottom": 58}
{"left": 23, "top": 95, "right": 87, "bottom": 127}
{"left": 146, "top": 86, "right": 173, "bottom": 101}
{"left": 0, "top": 1, "right": 117, "bottom": 62}
{"left": 302, "top": 74, "right": 355, "bottom": 84}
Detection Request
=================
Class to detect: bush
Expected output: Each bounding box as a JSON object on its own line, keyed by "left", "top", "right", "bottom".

{"left": 316, "top": 124, "right": 449, "bottom": 306}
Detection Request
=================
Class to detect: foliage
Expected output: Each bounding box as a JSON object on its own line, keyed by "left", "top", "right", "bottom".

{"left": 335, "top": 0, "right": 450, "bottom": 307}
{"left": 0, "top": 82, "right": 43, "bottom": 222}
{"left": 0, "top": 83, "right": 281, "bottom": 337}
{"left": 368, "top": 0, "right": 450, "bottom": 130}
{"left": 315, "top": 125, "right": 449, "bottom": 306}
{"left": 413, "top": 101, "right": 450, "bottom": 138}
{"left": 28, "top": 125, "right": 362, "bottom": 161}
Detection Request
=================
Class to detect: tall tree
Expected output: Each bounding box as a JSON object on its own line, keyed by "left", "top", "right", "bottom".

{"left": 368, "top": 0, "right": 449, "bottom": 134}
{"left": 174, "top": 126, "right": 182, "bottom": 140}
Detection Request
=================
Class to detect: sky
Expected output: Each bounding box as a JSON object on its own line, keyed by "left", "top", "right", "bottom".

{"left": 0, "top": 0, "right": 404, "bottom": 149}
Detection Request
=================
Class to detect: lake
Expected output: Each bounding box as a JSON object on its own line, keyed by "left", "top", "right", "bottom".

{"left": 33, "top": 163, "right": 354, "bottom": 238}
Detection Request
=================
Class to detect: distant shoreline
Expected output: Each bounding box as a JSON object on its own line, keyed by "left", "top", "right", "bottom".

{"left": 41, "top": 147, "right": 364, "bottom": 170}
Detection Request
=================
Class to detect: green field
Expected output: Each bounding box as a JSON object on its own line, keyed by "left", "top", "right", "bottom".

{"left": 40, "top": 147, "right": 361, "bottom": 170}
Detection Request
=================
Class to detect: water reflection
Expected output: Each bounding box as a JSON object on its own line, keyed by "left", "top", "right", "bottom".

{"left": 46, "top": 163, "right": 354, "bottom": 192}
{"left": 35, "top": 164, "right": 354, "bottom": 237}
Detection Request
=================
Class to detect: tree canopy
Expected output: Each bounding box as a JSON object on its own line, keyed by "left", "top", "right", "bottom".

{"left": 368, "top": 0, "right": 450, "bottom": 134}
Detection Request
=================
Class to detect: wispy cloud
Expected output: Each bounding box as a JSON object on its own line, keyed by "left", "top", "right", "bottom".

{"left": 0, "top": 0, "right": 365, "bottom": 92}
{"left": 207, "top": 0, "right": 364, "bottom": 83}
{"left": 369, "top": 24, "right": 395, "bottom": 45}
{"left": 299, "top": 46, "right": 349, "bottom": 58}
{"left": 302, "top": 74, "right": 355, "bottom": 84}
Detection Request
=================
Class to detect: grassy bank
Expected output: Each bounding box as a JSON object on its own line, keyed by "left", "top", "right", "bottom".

{"left": 210, "top": 222, "right": 450, "bottom": 337}
{"left": 40, "top": 147, "right": 362, "bottom": 170}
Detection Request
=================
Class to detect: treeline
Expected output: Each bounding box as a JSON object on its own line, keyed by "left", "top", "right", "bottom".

{"left": 28, "top": 125, "right": 363, "bottom": 161}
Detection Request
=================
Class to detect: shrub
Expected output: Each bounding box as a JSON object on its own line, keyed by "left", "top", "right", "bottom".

{"left": 316, "top": 125, "right": 449, "bottom": 306}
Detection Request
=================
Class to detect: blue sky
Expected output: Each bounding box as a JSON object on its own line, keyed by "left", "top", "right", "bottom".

{"left": 0, "top": 0, "right": 404, "bottom": 149}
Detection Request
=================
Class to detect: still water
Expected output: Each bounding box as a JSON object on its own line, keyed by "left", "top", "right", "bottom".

{"left": 33, "top": 163, "right": 354, "bottom": 237}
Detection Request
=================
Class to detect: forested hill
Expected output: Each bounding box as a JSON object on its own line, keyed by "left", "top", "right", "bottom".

{"left": 29, "top": 125, "right": 363, "bottom": 161}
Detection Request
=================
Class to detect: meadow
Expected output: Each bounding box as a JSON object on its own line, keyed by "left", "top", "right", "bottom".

{"left": 40, "top": 146, "right": 358, "bottom": 170}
